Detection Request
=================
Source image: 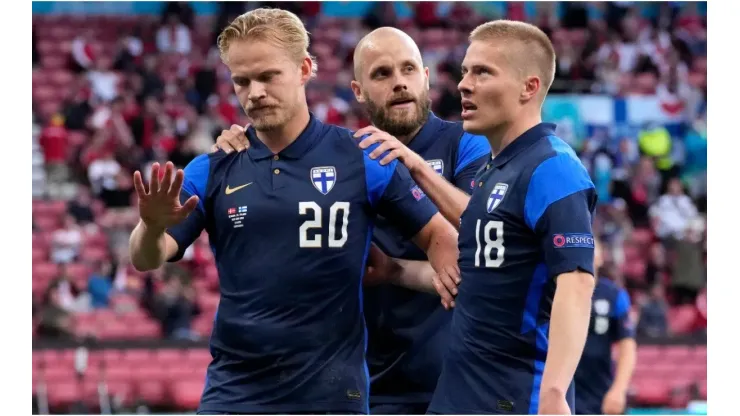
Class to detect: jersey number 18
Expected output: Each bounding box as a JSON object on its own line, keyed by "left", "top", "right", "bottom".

{"left": 299, "top": 201, "right": 350, "bottom": 248}
{"left": 474, "top": 219, "right": 505, "bottom": 268}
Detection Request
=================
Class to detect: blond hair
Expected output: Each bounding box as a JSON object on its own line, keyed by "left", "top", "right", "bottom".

{"left": 470, "top": 20, "right": 556, "bottom": 95}
{"left": 217, "top": 8, "right": 317, "bottom": 77}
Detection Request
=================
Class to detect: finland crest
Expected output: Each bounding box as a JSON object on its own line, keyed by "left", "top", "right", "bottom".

{"left": 426, "top": 159, "right": 444, "bottom": 175}
{"left": 487, "top": 183, "right": 508, "bottom": 213}
{"left": 311, "top": 166, "right": 336, "bottom": 195}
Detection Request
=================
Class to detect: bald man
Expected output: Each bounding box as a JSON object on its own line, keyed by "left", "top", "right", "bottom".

{"left": 350, "top": 27, "right": 490, "bottom": 414}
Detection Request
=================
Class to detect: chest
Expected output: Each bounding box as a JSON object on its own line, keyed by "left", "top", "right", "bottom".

{"left": 411, "top": 139, "right": 458, "bottom": 184}
{"left": 209, "top": 156, "right": 371, "bottom": 246}
{"left": 460, "top": 165, "right": 532, "bottom": 257}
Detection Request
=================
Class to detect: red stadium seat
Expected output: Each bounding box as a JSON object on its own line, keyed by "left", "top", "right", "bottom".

{"left": 698, "top": 379, "right": 707, "bottom": 399}
{"left": 156, "top": 349, "right": 186, "bottom": 364}
{"left": 136, "top": 380, "right": 167, "bottom": 405}
{"left": 632, "top": 378, "right": 671, "bottom": 406}
{"left": 171, "top": 380, "right": 205, "bottom": 410}
{"left": 46, "top": 381, "right": 82, "bottom": 408}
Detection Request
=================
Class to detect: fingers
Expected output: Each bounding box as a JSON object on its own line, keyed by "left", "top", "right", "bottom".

{"left": 358, "top": 134, "right": 382, "bottom": 150}
{"left": 353, "top": 125, "right": 380, "bottom": 139}
{"left": 160, "top": 162, "right": 175, "bottom": 193}
{"left": 368, "top": 140, "right": 396, "bottom": 160}
{"left": 433, "top": 276, "right": 455, "bottom": 310}
{"left": 216, "top": 124, "right": 249, "bottom": 153}
{"left": 133, "top": 170, "right": 148, "bottom": 199}
{"left": 177, "top": 195, "right": 200, "bottom": 220}
{"left": 168, "top": 168, "right": 185, "bottom": 198}
{"left": 379, "top": 149, "right": 404, "bottom": 166}
{"left": 438, "top": 268, "right": 459, "bottom": 297}
{"left": 149, "top": 162, "right": 161, "bottom": 194}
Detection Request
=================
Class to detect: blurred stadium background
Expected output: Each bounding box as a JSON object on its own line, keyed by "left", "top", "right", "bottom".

{"left": 31, "top": 1, "right": 707, "bottom": 414}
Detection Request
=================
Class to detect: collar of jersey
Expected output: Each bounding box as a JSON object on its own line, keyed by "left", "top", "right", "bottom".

{"left": 490, "top": 122, "right": 557, "bottom": 168}
{"left": 246, "top": 113, "right": 322, "bottom": 160}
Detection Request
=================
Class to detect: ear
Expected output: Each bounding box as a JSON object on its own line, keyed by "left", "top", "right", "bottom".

{"left": 300, "top": 56, "right": 314, "bottom": 85}
{"left": 350, "top": 80, "right": 365, "bottom": 104}
{"left": 521, "top": 75, "right": 541, "bottom": 102}
{"left": 424, "top": 66, "right": 430, "bottom": 89}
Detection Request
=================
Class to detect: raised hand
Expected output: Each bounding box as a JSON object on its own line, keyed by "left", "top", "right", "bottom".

{"left": 133, "top": 161, "right": 199, "bottom": 232}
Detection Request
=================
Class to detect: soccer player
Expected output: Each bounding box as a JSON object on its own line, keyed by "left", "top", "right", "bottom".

{"left": 128, "top": 9, "right": 460, "bottom": 415}
{"left": 358, "top": 20, "right": 597, "bottom": 414}
{"left": 214, "top": 26, "right": 491, "bottom": 414}
{"left": 574, "top": 240, "right": 636, "bottom": 415}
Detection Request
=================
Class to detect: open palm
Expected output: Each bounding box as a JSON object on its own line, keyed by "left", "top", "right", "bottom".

{"left": 133, "top": 162, "right": 199, "bottom": 232}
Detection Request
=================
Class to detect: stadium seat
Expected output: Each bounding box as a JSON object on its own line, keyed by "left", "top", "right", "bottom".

{"left": 632, "top": 378, "right": 671, "bottom": 406}
{"left": 171, "top": 380, "right": 205, "bottom": 410}
{"left": 136, "top": 380, "right": 167, "bottom": 406}
{"left": 46, "top": 381, "right": 82, "bottom": 409}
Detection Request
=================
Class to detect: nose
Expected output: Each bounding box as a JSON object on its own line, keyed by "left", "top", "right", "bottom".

{"left": 458, "top": 74, "right": 472, "bottom": 96}
{"left": 248, "top": 82, "right": 267, "bottom": 103}
{"left": 391, "top": 71, "right": 408, "bottom": 93}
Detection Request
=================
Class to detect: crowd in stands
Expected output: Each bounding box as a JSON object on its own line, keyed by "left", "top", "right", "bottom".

{"left": 32, "top": 1, "right": 707, "bottom": 345}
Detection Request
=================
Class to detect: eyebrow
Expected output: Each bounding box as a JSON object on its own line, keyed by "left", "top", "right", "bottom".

{"left": 461, "top": 64, "right": 494, "bottom": 73}
{"left": 231, "top": 69, "right": 282, "bottom": 83}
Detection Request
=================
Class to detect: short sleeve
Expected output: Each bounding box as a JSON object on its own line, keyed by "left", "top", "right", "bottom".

{"left": 612, "top": 288, "right": 635, "bottom": 340}
{"left": 363, "top": 150, "right": 438, "bottom": 239}
{"left": 524, "top": 153, "right": 597, "bottom": 278}
{"left": 165, "top": 154, "right": 210, "bottom": 262}
{"left": 453, "top": 132, "right": 491, "bottom": 194}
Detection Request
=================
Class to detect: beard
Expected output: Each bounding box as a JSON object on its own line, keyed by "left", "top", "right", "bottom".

{"left": 363, "top": 90, "right": 431, "bottom": 138}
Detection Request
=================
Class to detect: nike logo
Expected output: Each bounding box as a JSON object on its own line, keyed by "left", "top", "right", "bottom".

{"left": 225, "top": 182, "right": 253, "bottom": 195}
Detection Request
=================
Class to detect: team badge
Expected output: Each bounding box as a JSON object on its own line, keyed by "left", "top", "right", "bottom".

{"left": 487, "top": 183, "right": 508, "bottom": 213}
{"left": 426, "top": 159, "right": 444, "bottom": 175}
{"left": 311, "top": 166, "right": 336, "bottom": 195}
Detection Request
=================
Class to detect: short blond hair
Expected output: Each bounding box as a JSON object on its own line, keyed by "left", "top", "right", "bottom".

{"left": 470, "top": 20, "right": 556, "bottom": 95}
{"left": 217, "top": 8, "right": 317, "bottom": 77}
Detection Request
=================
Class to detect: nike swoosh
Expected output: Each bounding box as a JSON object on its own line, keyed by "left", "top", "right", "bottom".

{"left": 225, "top": 182, "right": 253, "bottom": 195}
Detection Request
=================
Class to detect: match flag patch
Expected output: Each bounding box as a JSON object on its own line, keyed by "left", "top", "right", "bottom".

{"left": 552, "top": 233, "right": 595, "bottom": 249}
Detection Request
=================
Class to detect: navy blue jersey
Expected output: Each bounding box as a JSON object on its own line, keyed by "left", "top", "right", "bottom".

{"left": 574, "top": 277, "right": 634, "bottom": 415}
{"left": 365, "top": 113, "right": 490, "bottom": 406}
{"left": 165, "top": 115, "right": 439, "bottom": 414}
{"left": 428, "top": 123, "right": 597, "bottom": 415}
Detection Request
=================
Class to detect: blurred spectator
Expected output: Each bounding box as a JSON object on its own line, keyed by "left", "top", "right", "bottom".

{"left": 636, "top": 283, "right": 670, "bottom": 338}
{"left": 87, "top": 260, "right": 116, "bottom": 309}
{"left": 48, "top": 264, "right": 89, "bottom": 313}
{"left": 156, "top": 14, "right": 192, "bottom": 55}
{"left": 87, "top": 56, "right": 121, "bottom": 103}
{"left": 649, "top": 177, "right": 699, "bottom": 241}
{"left": 37, "top": 281, "right": 77, "bottom": 340}
{"left": 50, "top": 215, "right": 83, "bottom": 264}
{"left": 671, "top": 217, "right": 706, "bottom": 305}
{"left": 87, "top": 150, "right": 122, "bottom": 197}
{"left": 644, "top": 241, "right": 668, "bottom": 288}
{"left": 69, "top": 29, "right": 97, "bottom": 73}
{"left": 144, "top": 267, "right": 201, "bottom": 340}
{"left": 67, "top": 186, "right": 97, "bottom": 227}
{"left": 39, "top": 113, "right": 70, "bottom": 183}
{"left": 32, "top": 25, "right": 40, "bottom": 68}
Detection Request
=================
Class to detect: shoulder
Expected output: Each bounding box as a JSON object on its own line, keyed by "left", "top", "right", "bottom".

{"left": 527, "top": 135, "right": 593, "bottom": 189}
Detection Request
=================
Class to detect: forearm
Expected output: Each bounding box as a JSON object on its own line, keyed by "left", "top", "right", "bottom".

{"left": 540, "top": 271, "right": 595, "bottom": 395}
{"left": 391, "top": 259, "right": 438, "bottom": 294}
{"left": 129, "top": 221, "right": 170, "bottom": 271}
{"left": 408, "top": 162, "right": 470, "bottom": 230}
{"left": 611, "top": 338, "right": 637, "bottom": 392}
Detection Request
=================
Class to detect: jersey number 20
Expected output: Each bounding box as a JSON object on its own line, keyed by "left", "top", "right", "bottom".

{"left": 474, "top": 219, "right": 504, "bottom": 268}
{"left": 299, "top": 201, "right": 349, "bottom": 248}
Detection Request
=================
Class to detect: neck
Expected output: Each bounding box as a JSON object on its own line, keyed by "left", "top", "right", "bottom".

{"left": 255, "top": 106, "right": 311, "bottom": 154}
{"left": 396, "top": 123, "right": 424, "bottom": 145}
{"left": 485, "top": 107, "right": 542, "bottom": 155}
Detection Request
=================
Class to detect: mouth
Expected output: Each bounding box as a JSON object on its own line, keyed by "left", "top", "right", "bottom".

{"left": 388, "top": 98, "right": 415, "bottom": 109}
{"left": 248, "top": 106, "right": 274, "bottom": 114}
{"left": 461, "top": 100, "right": 478, "bottom": 119}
